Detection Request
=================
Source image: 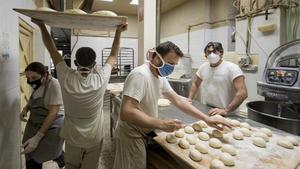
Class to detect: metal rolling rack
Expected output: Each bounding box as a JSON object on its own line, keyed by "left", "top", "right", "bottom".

{"left": 102, "top": 47, "right": 134, "bottom": 77}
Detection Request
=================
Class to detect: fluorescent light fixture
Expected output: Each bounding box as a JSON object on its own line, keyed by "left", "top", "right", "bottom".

{"left": 130, "top": 0, "right": 138, "bottom": 5}
{"left": 101, "top": 0, "right": 113, "bottom": 2}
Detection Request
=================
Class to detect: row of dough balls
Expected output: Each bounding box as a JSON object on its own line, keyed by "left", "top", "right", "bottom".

{"left": 166, "top": 132, "right": 237, "bottom": 167}
{"left": 36, "top": 7, "right": 118, "bottom": 16}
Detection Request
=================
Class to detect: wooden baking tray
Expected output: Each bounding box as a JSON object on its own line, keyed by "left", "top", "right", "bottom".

{"left": 154, "top": 126, "right": 300, "bottom": 169}
{"left": 13, "top": 8, "right": 127, "bottom": 31}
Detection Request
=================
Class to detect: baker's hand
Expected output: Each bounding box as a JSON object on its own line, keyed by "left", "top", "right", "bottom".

{"left": 116, "top": 23, "right": 128, "bottom": 33}
{"left": 19, "top": 110, "right": 28, "bottom": 122}
{"left": 187, "top": 98, "right": 193, "bottom": 104}
{"left": 31, "top": 18, "right": 45, "bottom": 26}
{"left": 205, "top": 115, "right": 233, "bottom": 130}
{"left": 159, "top": 119, "right": 183, "bottom": 132}
{"left": 21, "top": 131, "right": 44, "bottom": 154}
{"left": 208, "top": 108, "right": 228, "bottom": 116}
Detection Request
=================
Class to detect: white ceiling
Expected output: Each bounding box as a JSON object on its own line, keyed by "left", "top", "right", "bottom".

{"left": 91, "top": 0, "right": 189, "bottom": 15}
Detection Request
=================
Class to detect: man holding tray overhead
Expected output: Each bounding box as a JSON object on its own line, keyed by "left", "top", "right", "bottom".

{"left": 31, "top": 18, "right": 127, "bottom": 169}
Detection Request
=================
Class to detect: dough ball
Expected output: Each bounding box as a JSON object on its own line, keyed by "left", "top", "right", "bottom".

{"left": 252, "top": 137, "right": 266, "bottom": 148}
{"left": 157, "top": 98, "right": 171, "bottom": 107}
{"left": 220, "top": 152, "right": 235, "bottom": 166}
{"left": 192, "top": 123, "right": 203, "bottom": 132}
{"left": 211, "top": 158, "right": 226, "bottom": 169}
{"left": 184, "top": 126, "right": 195, "bottom": 134}
{"left": 166, "top": 134, "right": 177, "bottom": 144}
{"left": 178, "top": 139, "right": 190, "bottom": 149}
{"left": 198, "top": 120, "right": 208, "bottom": 128}
{"left": 286, "top": 136, "right": 299, "bottom": 146}
{"left": 92, "top": 10, "right": 117, "bottom": 16}
{"left": 209, "top": 138, "right": 222, "bottom": 149}
{"left": 198, "top": 132, "right": 210, "bottom": 141}
{"left": 253, "top": 132, "right": 269, "bottom": 142}
{"left": 174, "top": 130, "right": 185, "bottom": 138}
{"left": 232, "top": 130, "right": 244, "bottom": 140}
{"left": 189, "top": 149, "right": 202, "bottom": 162}
{"left": 239, "top": 128, "right": 252, "bottom": 137}
{"left": 64, "top": 9, "right": 86, "bottom": 14}
{"left": 36, "top": 7, "right": 57, "bottom": 12}
{"left": 221, "top": 144, "right": 237, "bottom": 156}
{"left": 222, "top": 126, "right": 232, "bottom": 133}
{"left": 186, "top": 135, "right": 197, "bottom": 145}
{"left": 240, "top": 122, "right": 251, "bottom": 130}
{"left": 195, "top": 142, "right": 208, "bottom": 154}
{"left": 260, "top": 128, "right": 272, "bottom": 137}
{"left": 230, "top": 119, "right": 240, "bottom": 127}
{"left": 223, "top": 134, "right": 231, "bottom": 142}
{"left": 212, "top": 129, "right": 223, "bottom": 138}
{"left": 277, "top": 139, "right": 294, "bottom": 149}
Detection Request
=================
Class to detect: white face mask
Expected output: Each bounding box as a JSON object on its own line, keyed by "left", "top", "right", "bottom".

{"left": 76, "top": 62, "right": 94, "bottom": 74}
{"left": 207, "top": 53, "right": 221, "bottom": 64}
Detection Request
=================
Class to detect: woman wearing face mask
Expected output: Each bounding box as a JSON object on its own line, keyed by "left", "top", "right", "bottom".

{"left": 20, "top": 62, "right": 65, "bottom": 169}
{"left": 188, "top": 42, "right": 248, "bottom": 116}
{"left": 113, "top": 41, "right": 233, "bottom": 169}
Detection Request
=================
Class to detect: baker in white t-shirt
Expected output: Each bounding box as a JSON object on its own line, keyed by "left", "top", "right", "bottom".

{"left": 31, "top": 18, "right": 127, "bottom": 169}
{"left": 113, "top": 41, "right": 233, "bottom": 169}
{"left": 188, "top": 42, "right": 248, "bottom": 116}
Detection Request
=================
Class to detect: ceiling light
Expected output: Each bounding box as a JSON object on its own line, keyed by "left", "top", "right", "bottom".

{"left": 130, "top": 0, "right": 138, "bottom": 5}
{"left": 101, "top": 0, "right": 113, "bottom": 2}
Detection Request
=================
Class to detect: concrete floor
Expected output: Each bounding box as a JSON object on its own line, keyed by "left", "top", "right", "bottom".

{"left": 22, "top": 102, "right": 116, "bottom": 169}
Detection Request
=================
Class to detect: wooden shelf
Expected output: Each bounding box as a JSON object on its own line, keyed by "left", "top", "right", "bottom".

{"left": 13, "top": 8, "right": 127, "bottom": 31}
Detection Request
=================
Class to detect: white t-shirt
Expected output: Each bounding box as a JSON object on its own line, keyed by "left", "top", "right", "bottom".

{"left": 196, "top": 61, "right": 243, "bottom": 114}
{"left": 32, "top": 77, "right": 64, "bottom": 115}
{"left": 117, "top": 63, "right": 173, "bottom": 137}
{"left": 56, "top": 61, "right": 111, "bottom": 148}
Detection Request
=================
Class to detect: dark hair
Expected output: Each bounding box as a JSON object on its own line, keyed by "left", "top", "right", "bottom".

{"left": 155, "top": 41, "right": 184, "bottom": 58}
{"left": 25, "top": 62, "right": 47, "bottom": 75}
{"left": 75, "top": 47, "right": 96, "bottom": 67}
{"left": 204, "top": 42, "right": 224, "bottom": 54}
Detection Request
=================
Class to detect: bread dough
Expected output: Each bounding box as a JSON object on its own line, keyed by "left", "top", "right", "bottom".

{"left": 198, "top": 120, "right": 208, "bottom": 128}
{"left": 175, "top": 130, "right": 185, "bottom": 138}
{"left": 178, "top": 139, "right": 190, "bottom": 149}
{"left": 157, "top": 98, "right": 171, "bottom": 107}
{"left": 220, "top": 152, "right": 235, "bottom": 166}
{"left": 212, "top": 129, "right": 223, "bottom": 138}
{"left": 232, "top": 130, "right": 244, "bottom": 140}
{"left": 253, "top": 132, "right": 269, "bottom": 142}
{"left": 260, "top": 128, "right": 272, "bottom": 137}
{"left": 189, "top": 149, "right": 202, "bottom": 162}
{"left": 253, "top": 137, "right": 266, "bottom": 148}
{"left": 223, "top": 126, "right": 232, "bottom": 133}
{"left": 65, "top": 9, "right": 87, "bottom": 14}
{"left": 186, "top": 135, "right": 197, "bottom": 145}
{"left": 223, "top": 134, "right": 231, "bottom": 142}
{"left": 92, "top": 10, "right": 117, "bottom": 16}
{"left": 37, "top": 7, "right": 57, "bottom": 12}
{"left": 195, "top": 143, "right": 208, "bottom": 154}
{"left": 277, "top": 139, "right": 294, "bottom": 149}
{"left": 221, "top": 144, "right": 237, "bottom": 156}
{"left": 166, "top": 134, "right": 177, "bottom": 144}
{"left": 209, "top": 138, "right": 222, "bottom": 149}
{"left": 184, "top": 126, "right": 195, "bottom": 134}
{"left": 240, "top": 122, "right": 251, "bottom": 130}
{"left": 192, "top": 123, "right": 203, "bottom": 132}
{"left": 198, "top": 132, "right": 210, "bottom": 141}
{"left": 239, "top": 128, "right": 252, "bottom": 137}
{"left": 230, "top": 119, "right": 240, "bottom": 127}
{"left": 286, "top": 136, "right": 299, "bottom": 146}
{"left": 211, "top": 159, "right": 226, "bottom": 169}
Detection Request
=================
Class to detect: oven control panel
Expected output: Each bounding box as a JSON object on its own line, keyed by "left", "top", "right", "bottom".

{"left": 266, "top": 68, "right": 298, "bottom": 86}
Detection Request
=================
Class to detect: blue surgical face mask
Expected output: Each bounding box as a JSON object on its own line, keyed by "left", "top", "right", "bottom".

{"left": 149, "top": 50, "right": 175, "bottom": 77}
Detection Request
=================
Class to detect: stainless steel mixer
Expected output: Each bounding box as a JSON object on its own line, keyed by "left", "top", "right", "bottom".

{"left": 247, "top": 39, "right": 300, "bottom": 135}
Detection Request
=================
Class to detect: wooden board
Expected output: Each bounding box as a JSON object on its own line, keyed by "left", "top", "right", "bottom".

{"left": 13, "top": 8, "right": 127, "bottom": 31}
{"left": 154, "top": 123, "right": 300, "bottom": 169}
